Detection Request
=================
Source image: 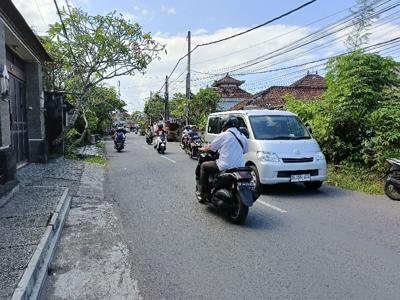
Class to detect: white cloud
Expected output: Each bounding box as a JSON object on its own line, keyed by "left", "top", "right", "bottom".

{"left": 12, "top": 0, "right": 58, "bottom": 34}
{"left": 141, "top": 9, "right": 148, "bottom": 16}
{"left": 161, "top": 5, "right": 176, "bottom": 15}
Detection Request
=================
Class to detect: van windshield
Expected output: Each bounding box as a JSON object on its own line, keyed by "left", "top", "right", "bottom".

{"left": 249, "top": 115, "right": 311, "bottom": 140}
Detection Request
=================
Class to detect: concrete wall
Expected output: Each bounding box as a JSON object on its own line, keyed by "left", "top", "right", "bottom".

{"left": 0, "top": 20, "right": 16, "bottom": 183}
{"left": 26, "top": 62, "right": 47, "bottom": 163}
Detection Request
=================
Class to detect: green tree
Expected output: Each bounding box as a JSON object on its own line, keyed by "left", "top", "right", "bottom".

{"left": 169, "top": 93, "right": 188, "bottom": 120}
{"left": 89, "top": 85, "right": 126, "bottom": 133}
{"left": 190, "top": 87, "right": 221, "bottom": 129}
{"left": 286, "top": 51, "right": 400, "bottom": 170}
{"left": 43, "top": 7, "right": 164, "bottom": 144}
{"left": 143, "top": 94, "right": 165, "bottom": 123}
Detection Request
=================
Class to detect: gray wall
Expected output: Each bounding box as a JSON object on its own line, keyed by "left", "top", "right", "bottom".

{"left": 26, "top": 62, "right": 47, "bottom": 163}
{"left": 0, "top": 19, "right": 16, "bottom": 183}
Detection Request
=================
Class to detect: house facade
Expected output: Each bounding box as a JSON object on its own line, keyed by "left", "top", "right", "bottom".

{"left": 230, "top": 73, "right": 327, "bottom": 110}
{"left": 0, "top": 0, "right": 51, "bottom": 186}
{"left": 212, "top": 74, "right": 253, "bottom": 111}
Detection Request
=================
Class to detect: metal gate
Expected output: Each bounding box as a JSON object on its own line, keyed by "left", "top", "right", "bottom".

{"left": 7, "top": 48, "right": 28, "bottom": 164}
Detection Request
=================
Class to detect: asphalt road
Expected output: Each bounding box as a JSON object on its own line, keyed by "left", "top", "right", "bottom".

{"left": 105, "top": 133, "right": 400, "bottom": 300}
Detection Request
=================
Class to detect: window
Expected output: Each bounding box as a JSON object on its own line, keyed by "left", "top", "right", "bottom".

{"left": 249, "top": 115, "right": 310, "bottom": 140}
{"left": 237, "top": 116, "right": 247, "bottom": 129}
{"left": 208, "top": 117, "right": 221, "bottom": 134}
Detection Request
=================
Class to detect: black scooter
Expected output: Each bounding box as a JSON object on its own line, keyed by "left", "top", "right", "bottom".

{"left": 146, "top": 133, "right": 153, "bottom": 145}
{"left": 186, "top": 134, "right": 202, "bottom": 159}
{"left": 381, "top": 158, "right": 400, "bottom": 201}
{"left": 195, "top": 152, "right": 259, "bottom": 224}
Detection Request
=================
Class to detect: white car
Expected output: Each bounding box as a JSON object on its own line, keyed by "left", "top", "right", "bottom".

{"left": 204, "top": 110, "right": 327, "bottom": 190}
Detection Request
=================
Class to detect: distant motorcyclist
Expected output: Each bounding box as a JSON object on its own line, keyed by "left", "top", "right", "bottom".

{"left": 154, "top": 123, "right": 166, "bottom": 149}
{"left": 188, "top": 125, "right": 200, "bottom": 140}
{"left": 198, "top": 116, "right": 248, "bottom": 199}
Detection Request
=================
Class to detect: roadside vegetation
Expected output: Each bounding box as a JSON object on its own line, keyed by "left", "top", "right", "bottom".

{"left": 286, "top": 51, "right": 400, "bottom": 194}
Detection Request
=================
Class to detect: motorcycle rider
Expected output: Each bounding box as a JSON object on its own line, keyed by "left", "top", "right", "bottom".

{"left": 154, "top": 123, "right": 166, "bottom": 149}
{"left": 198, "top": 116, "right": 248, "bottom": 200}
{"left": 113, "top": 126, "right": 126, "bottom": 146}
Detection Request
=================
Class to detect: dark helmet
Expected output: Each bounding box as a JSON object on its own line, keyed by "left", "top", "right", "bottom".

{"left": 158, "top": 123, "right": 164, "bottom": 129}
{"left": 221, "top": 116, "right": 238, "bottom": 131}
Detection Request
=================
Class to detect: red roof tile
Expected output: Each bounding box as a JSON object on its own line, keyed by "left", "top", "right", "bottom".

{"left": 290, "top": 74, "right": 326, "bottom": 88}
{"left": 215, "top": 86, "right": 252, "bottom": 99}
{"left": 212, "top": 74, "right": 245, "bottom": 87}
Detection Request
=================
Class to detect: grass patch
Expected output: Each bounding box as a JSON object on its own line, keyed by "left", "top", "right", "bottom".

{"left": 65, "top": 152, "right": 107, "bottom": 165}
{"left": 327, "top": 164, "right": 383, "bottom": 195}
{"left": 79, "top": 155, "right": 107, "bottom": 165}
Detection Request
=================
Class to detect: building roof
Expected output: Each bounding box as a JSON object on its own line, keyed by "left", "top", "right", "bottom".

{"left": 212, "top": 74, "right": 245, "bottom": 87}
{"left": 214, "top": 85, "right": 253, "bottom": 99}
{"left": 230, "top": 73, "right": 327, "bottom": 110}
{"left": 290, "top": 73, "right": 326, "bottom": 88}
{"left": 253, "top": 86, "right": 325, "bottom": 108}
{"left": 0, "top": 0, "right": 52, "bottom": 63}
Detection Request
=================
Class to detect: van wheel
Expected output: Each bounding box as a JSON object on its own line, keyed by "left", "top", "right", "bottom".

{"left": 250, "top": 165, "right": 261, "bottom": 199}
{"left": 304, "top": 181, "right": 323, "bottom": 190}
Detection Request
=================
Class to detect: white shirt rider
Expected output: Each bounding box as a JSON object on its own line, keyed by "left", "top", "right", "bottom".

{"left": 209, "top": 127, "right": 249, "bottom": 171}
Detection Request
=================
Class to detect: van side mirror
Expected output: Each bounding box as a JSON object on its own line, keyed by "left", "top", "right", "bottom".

{"left": 239, "top": 127, "right": 249, "bottom": 139}
{"left": 307, "top": 126, "right": 313, "bottom": 134}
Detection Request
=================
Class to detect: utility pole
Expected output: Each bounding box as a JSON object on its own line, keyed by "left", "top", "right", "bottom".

{"left": 164, "top": 75, "right": 169, "bottom": 122}
{"left": 185, "top": 30, "right": 191, "bottom": 126}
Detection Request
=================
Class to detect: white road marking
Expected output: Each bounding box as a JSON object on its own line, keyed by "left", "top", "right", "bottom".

{"left": 161, "top": 156, "right": 176, "bottom": 164}
{"left": 258, "top": 200, "right": 287, "bottom": 213}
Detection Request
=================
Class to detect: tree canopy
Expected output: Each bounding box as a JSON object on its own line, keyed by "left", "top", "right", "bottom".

{"left": 43, "top": 7, "right": 164, "bottom": 143}
{"left": 286, "top": 51, "right": 400, "bottom": 171}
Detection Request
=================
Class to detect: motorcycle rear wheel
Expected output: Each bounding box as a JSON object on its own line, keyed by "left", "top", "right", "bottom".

{"left": 384, "top": 181, "right": 400, "bottom": 201}
{"left": 228, "top": 194, "right": 249, "bottom": 224}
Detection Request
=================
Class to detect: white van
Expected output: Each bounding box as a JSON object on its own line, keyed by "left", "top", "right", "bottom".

{"left": 205, "top": 110, "right": 327, "bottom": 190}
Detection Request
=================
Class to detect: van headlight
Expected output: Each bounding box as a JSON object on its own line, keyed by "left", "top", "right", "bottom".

{"left": 315, "top": 151, "right": 325, "bottom": 161}
{"left": 256, "top": 151, "right": 280, "bottom": 162}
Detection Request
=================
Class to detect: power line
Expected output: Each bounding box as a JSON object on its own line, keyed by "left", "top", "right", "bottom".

{"left": 199, "top": 0, "right": 397, "bottom": 75}
{"left": 192, "top": 3, "right": 356, "bottom": 67}
{"left": 156, "top": 0, "right": 319, "bottom": 92}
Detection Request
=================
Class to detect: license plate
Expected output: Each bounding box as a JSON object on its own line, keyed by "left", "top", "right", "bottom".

{"left": 290, "top": 174, "right": 311, "bottom": 182}
{"left": 237, "top": 182, "right": 255, "bottom": 190}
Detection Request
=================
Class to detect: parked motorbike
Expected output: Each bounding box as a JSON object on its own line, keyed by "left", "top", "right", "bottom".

{"left": 155, "top": 133, "right": 167, "bottom": 154}
{"left": 381, "top": 158, "right": 400, "bottom": 201}
{"left": 146, "top": 133, "right": 153, "bottom": 145}
{"left": 114, "top": 131, "right": 125, "bottom": 152}
{"left": 195, "top": 152, "right": 259, "bottom": 224}
{"left": 186, "top": 134, "right": 202, "bottom": 159}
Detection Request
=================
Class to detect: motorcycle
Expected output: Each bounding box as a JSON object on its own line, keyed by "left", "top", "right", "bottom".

{"left": 155, "top": 133, "right": 167, "bottom": 154}
{"left": 186, "top": 134, "right": 202, "bottom": 159}
{"left": 381, "top": 158, "right": 400, "bottom": 201}
{"left": 114, "top": 132, "right": 125, "bottom": 152}
{"left": 195, "top": 152, "right": 259, "bottom": 224}
{"left": 180, "top": 133, "right": 189, "bottom": 150}
{"left": 146, "top": 133, "right": 153, "bottom": 145}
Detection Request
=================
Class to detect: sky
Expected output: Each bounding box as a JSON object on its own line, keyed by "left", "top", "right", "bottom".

{"left": 12, "top": 0, "right": 400, "bottom": 112}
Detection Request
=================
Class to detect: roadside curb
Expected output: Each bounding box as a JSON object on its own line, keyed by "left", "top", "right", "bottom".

{"left": 0, "top": 182, "right": 20, "bottom": 208}
{"left": 11, "top": 188, "right": 71, "bottom": 300}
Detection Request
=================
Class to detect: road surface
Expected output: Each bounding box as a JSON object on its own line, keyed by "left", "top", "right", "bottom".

{"left": 105, "top": 133, "right": 400, "bottom": 300}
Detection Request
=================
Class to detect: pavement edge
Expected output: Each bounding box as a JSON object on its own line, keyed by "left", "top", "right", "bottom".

{"left": 10, "top": 188, "right": 71, "bottom": 300}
